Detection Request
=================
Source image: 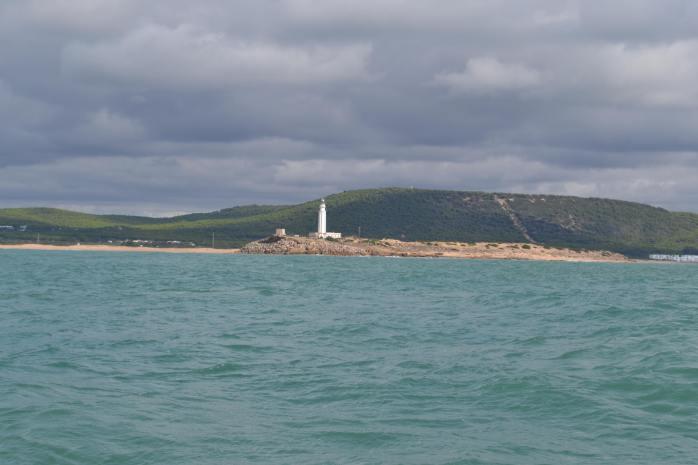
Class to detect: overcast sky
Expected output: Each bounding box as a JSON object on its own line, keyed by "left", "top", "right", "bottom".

{"left": 2, "top": 0, "right": 698, "bottom": 215}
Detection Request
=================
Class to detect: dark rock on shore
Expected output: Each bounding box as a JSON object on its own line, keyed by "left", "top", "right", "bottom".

{"left": 240, "top": 236, "right": 371, "bottom": 256}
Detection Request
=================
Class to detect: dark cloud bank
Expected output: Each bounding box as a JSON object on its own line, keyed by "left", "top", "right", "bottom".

{"left": 2, "top": 0, "right": 698, "bottom": 215}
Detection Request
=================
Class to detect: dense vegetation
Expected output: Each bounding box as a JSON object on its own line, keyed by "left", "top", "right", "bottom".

{"left": 1, "top": 188, "right": 697, "bottom": 257}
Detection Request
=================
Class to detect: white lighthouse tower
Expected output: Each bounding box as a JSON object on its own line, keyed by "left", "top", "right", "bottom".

{"left": 318, "top": 198, "right": 327, "bottom": 235}
{"left": 310, "top": 198, "right": 342, "bottom": 239}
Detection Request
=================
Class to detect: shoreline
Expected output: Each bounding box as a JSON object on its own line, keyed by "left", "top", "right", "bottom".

{"left": 0, "top": 244, "right": 241, "bottom": 254}
{"left": 0, "top": 240, "right": 646, "bottom": 264}
{"left": 240, "top": 236, "right": 634, "bottom": 264}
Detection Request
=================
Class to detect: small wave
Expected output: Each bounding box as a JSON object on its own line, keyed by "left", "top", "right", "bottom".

{"left": 552, "top": 347, "right": 591, "bottom": 360}
{"left": 222, "top": 343, "right": 274, "bottom": 353}
{"left": 516, "top": 335, "right": 546, "bottom": 346}
{"left": 193, "top": 362, "right": 245, "bottom": 376}
{"left": 396, "top": 360, "right": 435, "bottom": 370}
{"left": 662, "top": 366, "right": 698, "bottom": 380}
{"left": 314, "top": 430, "right": 403, "bottom": 446}
{"left": 45, "top": 360, "right": 80, "bottom": 369}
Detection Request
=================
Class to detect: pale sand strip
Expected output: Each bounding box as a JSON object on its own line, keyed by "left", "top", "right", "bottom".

{"left": 0, "top": 241, "right": 632, "bottom": 263}
{"left": 0, "top": 244, "right": 240, "bottom": 254}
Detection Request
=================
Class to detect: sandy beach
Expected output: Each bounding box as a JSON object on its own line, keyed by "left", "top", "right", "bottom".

{"left": 0, "top": 244, "right": 241, "bottom": 254}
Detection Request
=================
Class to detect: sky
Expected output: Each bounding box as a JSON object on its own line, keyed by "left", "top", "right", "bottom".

{"left": 2, "top": 0, "right": 698, "bottom": 216}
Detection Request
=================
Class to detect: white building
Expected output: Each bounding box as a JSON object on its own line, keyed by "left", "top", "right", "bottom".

{"left": 310, "top": 198, "right": 342, "bottom": 239}
{"left": 649, "top": 254, "right": 698, "bottom": 263}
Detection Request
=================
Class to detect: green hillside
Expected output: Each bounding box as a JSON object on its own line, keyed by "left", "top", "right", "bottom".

{"left": 1, "top": 188, "right": 697, "bottom": 257}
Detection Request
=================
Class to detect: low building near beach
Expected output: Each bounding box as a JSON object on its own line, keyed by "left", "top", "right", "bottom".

{"left": 649, "top": 254, "right": 698, "bottom": 263}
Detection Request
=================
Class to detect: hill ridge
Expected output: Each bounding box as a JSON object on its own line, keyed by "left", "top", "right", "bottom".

{"left": 494, "top": 195, "right": 536, "bottom": 243}
{"left": 1, "top": 188, "right": 697, "bottom": 257}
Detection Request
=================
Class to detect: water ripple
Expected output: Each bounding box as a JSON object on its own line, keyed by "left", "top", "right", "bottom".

{"left": 1, "top": 252, "right": 697, "bottom": 464}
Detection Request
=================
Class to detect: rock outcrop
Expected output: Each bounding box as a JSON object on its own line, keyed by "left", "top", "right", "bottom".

{"left": 240, "top": 236, "right": 371, "bottom": 256}
{"left": 240, "top": 235, "right": 630, "bottom": 262}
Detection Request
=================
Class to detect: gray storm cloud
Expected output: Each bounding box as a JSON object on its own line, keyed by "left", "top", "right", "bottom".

{"left": 1, "top": 0, "right": 698, "bottom": 214}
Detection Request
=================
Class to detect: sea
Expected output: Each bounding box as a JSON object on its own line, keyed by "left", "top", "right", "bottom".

{"left": 1, "top": 250, "right": 697, "bottom": 465}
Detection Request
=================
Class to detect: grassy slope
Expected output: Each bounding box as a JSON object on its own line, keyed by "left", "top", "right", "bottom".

{"left": 1, "top": 188, "right": 697, "bottom": 256}
{"left": 502, "top": 194, "right": 698, "bottom": 256}
{"left": 0, "top": 208, "right": 119, "bottom": 228}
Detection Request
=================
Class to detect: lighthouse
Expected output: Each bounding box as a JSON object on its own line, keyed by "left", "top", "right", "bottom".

{"left": 318, "top": 198, "right": 327, "bottom": 235}
{"left": 310, "top": 198, "right": 342, "bottom": 239}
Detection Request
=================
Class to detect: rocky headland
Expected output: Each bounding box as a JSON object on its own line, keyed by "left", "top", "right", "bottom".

{"left": 240, "top": 235, "right": 630, "bottom": 262}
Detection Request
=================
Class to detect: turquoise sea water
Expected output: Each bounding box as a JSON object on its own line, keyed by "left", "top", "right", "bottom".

{"left": 1, "top": 251, "right": 697, "bottom": 465}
